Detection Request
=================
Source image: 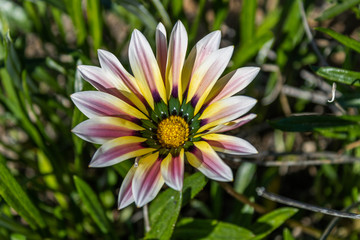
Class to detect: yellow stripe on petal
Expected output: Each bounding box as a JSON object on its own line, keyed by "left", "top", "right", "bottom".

{"left": 129, "top": 30, "right": 167, "bottom": 109}
{"left": 192, "top": 47, "right": 234, "bottom": 115}
{"left": 132, "top": 152, "right": 165, "bottom": 207}
{"left": 72, "top": 116, "right": 144, "bottom": 144}
{"left": 71, "top": 91, "right": 148, "bottom": 120}
{"left": 206, "top": 67, "right": 260, "bottom": 105}
{"left": 185, "top": 141, "right": 233, "bottom": 181}
{"left": 98, "top": 49, "right": 142, "bottom": 94}
{"left": 89, "top": 136, "right": 155, "bottom": 167}
{"left": 182, "top": 31, "right": 221, "bottom": 95}
{"left": 205, "top": 113, "right": 257, "bottom": 134}
{"left": 202, "top": 134, "right": 258, "bottom": 155}
{"left": 198, "top": 96, "right": 257, "bottom": 133}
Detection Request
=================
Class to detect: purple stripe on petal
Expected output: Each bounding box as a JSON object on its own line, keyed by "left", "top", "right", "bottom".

{"left": 152, "top": 90, "right": 162, "bottom": 103}
{"left": 186, "top": 141, "right": 233, "bottom": 182}
{"left": 200, "top": 119, "right": 208, "bottom": 127}
{"left": 132, "top": 153, "right": 164, "bottom": 207}
{"left": 171, "top": 85, "right": 179, "bottom": 98}
{"left": 203, "top": 134, "right": 258, "bottom": 155}
{"left": 161, "top": 151, "right": 184, "bottom": 191}
{"left": 72, "top": 119, "right": 138, "bottom": 144}
{"left": 191, "top": 96, "right": 198, "bottom": 108}
{"left": 93, "top": 143, "right": 143, "bottom": 164}
{"left": 156, "top": 23, "right": 167, "bottom": 81}
{"left": 118, "top": 166, "right": 136, "bottom": 209}
{"left": 89, "top": 137, "right": 154, "bottom": 168}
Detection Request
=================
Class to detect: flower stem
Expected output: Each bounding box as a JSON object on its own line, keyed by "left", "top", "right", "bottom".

{"left": 143, "top": 204, "right": 151, "bottom": 233}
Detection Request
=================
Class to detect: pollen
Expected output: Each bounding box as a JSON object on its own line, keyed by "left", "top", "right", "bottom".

{"left": 157, "top": 116, "right": 189, "bottom": 148}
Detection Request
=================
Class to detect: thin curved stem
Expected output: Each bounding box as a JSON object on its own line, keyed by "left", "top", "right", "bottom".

{"left": 320, "top": 202, "right": 360, "bottom": 240}
{"left": 257, "top": 187, "right": 360, "bottom": 219}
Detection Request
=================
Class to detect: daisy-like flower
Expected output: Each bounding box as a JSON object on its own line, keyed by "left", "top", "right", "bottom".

{"left": 71, "top": 21, "right": 259, "bottom": 209}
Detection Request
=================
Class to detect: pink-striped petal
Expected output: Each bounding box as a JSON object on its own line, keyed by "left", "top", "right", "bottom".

{"left": 89, "top": 136, "right": 155, "bottom": 167}
{"left": 198, "top": 96, "right": 257, "bottom": 132}
{"left": 166, "top": 21, "right": 188, "bottom": 102}
{"left": 129, "top": 30, "right": 167, "bottom": 108}
{"left": 161, "top": 149, "right": 184, "bottom": 191}
{"left": 71, "top": 91, "right": 147, "bottom": 120}
{"left": 186, "top": 46, "right": 234, "bottom": 114}
{"left": 132, "top": 152, "right": 164, "bottom": 207}
{"left": 207, "top": 67, "right": 260, "bottom": 105}
{"left": 206, "top": 114, "right": 257, "bottom": 134}
{"left": 156, "top": 23, "right": 167, "bottom": 81}
{"left": 202, "top": 134, "right": 258, "bottom": 155}
{"left": 98, "top": 50, "right": 138, "bottom": 90}
{"left": 182, "top": 31, "right": 221, "bottom": 93}
{"left": 118, "top": 165, "right": 136, "bottom": 209}
{"left": 185, "top": 141, "right": 233, "bottom": 181}
{"left": 77, "top": 65, "right": 148, "bottom": 114}
{"left": 77, "top": 65, "right": 113, "bottom": 91}
{"left": 72, "top": 117, "right": 144, "bottom": 144}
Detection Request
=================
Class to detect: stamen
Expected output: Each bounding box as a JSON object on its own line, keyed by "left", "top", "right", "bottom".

{"left": 157, "top": 116, "right": 189, "bottom": 148}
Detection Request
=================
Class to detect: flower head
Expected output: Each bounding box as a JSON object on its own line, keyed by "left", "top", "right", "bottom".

{"left": 71, "top": 21, "right": 259, "bottom": 209}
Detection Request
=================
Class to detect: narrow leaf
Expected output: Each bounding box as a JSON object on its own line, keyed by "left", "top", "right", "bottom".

{"left": 145, "top": 172, "right": 208, "bottom": 240}
{"left": 251, "top": 207, "right": 298, "bottom": 240}
{"left": 240, "top": 0, "right": 257, "bottom": 44}
{"left": 87, "top": 0, "right": 103, "bottom": 51}
{"left": 145, "top": 190, "right": 182, "bottom": 240}
{"left": 283, "top": 228, "right": 295, "bottom": 240}
{"left": 173, "top": 218, "right": 255, "bottom": 240}
{"left": 0, "top": 158, "right": 46, "bottom": 229}
{"left": 182, "top": 172, "right": 208, "bottom": 206}
{"left": 232, "top": 32, "right": 273, "bottom": 68}
{"left": 316, "top": 27, "right": 360, "bottom": 53}
{"left": 73, "top": 176, "right": 110, "bottom": 234}
{"left": 270, "top": 115, "right": 357, "bottom": 132}
{"left": 316, "top": 0, "right": 360, "bottom": 21}
{"left": 313, "top": 66, "right": 360, "bottom": 86}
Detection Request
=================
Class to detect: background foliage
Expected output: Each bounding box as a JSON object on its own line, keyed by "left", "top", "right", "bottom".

{"left": 0, "top": 0, "right": 360, "bottom": 239}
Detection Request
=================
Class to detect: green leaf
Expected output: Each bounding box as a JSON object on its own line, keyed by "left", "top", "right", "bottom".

{"left": 338, "top": 93, "right": 360, "bottom": 107}
{"left": 150, "top": 0, "right": 171, "bottom": 28}
{"left": 173, "top": 218, "right": 255, "bottom": 240}
{"left": 146, "top": 172, "right": 207, "bottom": 240}
{"left": 0, "top": 157, "right": 46, "bottom": 229}
{"left": 0, "top": 214, "right": 41, "bottom": 239}
{"left": 64, "top": 0, "right": 86, "bottom": 45}
{"left": 114, "top": 0, "right": 157, "bottom": 32}
{"left": 251, "top": 207, "right": 298, "bottom": 240}
{"left": 232, "top": 32, "right": 273, "bottom": 68}
{"left": 38, "top": 0, "right": 66, "bottom": 11}
{"left": 283, "top": 228, "right": 295, "bottom": 240}
{"left": 313, "top": 66, "right": 360, "bottom": 86}
{"left": 234, "top": 162, "right": 256, "bottom": 194}
{"left": 145, "top": 190, "right": 182, "bottom": 240}
{"left": 315, "top": 27, "right": 360, "bottom": 53}
{"left": 240, "top": 0, "right": 257, "bottom": 44}
{"left": 73, "top": 176, "right": 110, "bottom": 234}
{"left": 316, "top": 0, "right": 360, "bottom": 21}
{"left": 87, "top": 0, "right": 103, "bottom": 51}
{"left": 270, "top": 115, "right": 357, "bottom": 132}
{"left": 182, "top": 172, "right": 208, "bottom": 206}
{"left": 0, "top": 0, "right": 32, "bottom": 32}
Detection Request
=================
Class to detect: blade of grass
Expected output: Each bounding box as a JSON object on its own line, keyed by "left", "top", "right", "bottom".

{"left": 316, "top": 27, "right": 360, "bottom": 53}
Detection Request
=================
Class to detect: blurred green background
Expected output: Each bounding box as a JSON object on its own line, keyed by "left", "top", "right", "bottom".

{"left": 1, "top": 0, "right": 360, "bottom": 239}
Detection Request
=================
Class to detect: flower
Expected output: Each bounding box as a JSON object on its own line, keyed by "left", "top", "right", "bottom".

{"left": 71, "top": 21, "right": 259, "bottom": 209}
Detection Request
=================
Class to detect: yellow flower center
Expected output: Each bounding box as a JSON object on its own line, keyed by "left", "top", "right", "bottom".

{"left": 157, "top": 116, "right": 189, "bottom": 148}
